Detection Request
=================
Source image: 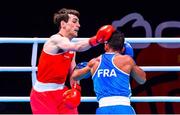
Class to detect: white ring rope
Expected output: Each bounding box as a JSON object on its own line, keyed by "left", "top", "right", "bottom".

{"left": 0, "top": 37, "right": 180, "bottom": 43}
{"left": 82, "top": 96, "right": 180, "bottom": 102}
{"left": 0, "top": 96, "right": 179, "bottom": 102}
{"left": 0, "top": 37, "right": 179, "bottom": 102}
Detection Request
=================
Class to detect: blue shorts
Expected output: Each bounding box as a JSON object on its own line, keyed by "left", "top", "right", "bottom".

{"left": 96, "top": 105, "right": 136, "bottom": 114}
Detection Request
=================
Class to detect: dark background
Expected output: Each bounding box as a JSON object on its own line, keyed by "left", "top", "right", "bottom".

{"left": 0, "top": 0, "right": 180, "bottom": 114}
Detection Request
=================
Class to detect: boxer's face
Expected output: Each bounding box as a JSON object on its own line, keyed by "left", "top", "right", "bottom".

{"left": 65, "top": 14, "right": 80, "bottom": 38}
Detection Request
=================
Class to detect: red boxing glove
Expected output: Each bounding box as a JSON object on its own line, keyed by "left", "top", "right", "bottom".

{"left": 63, "top": 83, "right": 81, "bottom": 109}
{"left": 89, "top": 25, "right": 115, "bottom": 46}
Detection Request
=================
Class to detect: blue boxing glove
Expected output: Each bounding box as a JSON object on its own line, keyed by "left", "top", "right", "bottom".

{"left": 123, "top": 42, "right": 134, "bottom": 58}
{"left": 75, "top": 62, "right": 91, "bottom": 79}
{"left": 76, "top": 62, "right": 88, "bottom": 69}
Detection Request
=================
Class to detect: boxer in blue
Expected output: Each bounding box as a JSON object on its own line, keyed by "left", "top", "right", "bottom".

{"left": 71, "top": 30, "right": 146, "bottom": 114}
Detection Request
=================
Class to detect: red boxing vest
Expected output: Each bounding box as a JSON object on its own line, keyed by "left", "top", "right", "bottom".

{"left": 37, "top": 51, "right": 74, "bottom": 84}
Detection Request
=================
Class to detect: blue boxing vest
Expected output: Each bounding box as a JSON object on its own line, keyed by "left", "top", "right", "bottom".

{"left": 92, "top": 53, "right": 132, "bottom": 101}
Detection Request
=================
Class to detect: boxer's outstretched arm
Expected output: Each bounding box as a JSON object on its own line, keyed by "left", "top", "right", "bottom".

{"left": 55, "top": 25, "right": 115, "bottom": 52}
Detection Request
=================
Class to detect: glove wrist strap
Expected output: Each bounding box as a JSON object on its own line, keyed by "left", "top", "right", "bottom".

{"left": 89, "top": 36, "right": 99, "bottom": 47}
{"left": 72, "top": 83, "right": 81, "bottom": 91}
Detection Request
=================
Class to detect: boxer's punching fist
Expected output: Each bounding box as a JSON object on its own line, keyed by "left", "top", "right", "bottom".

{"left": 63, "top": 83, "right": 81, "bottom": 108}
{"left": 76, "top": 62, "right": 88, "bottom": 69}
{"left": 123, "top": 42, "right": 134, "bottom": 58}
{"left": 89, "top": 25, "right": 115, "bottom": 46}
{"left": 76, "top": 62, "right": 91, "bottom": 79}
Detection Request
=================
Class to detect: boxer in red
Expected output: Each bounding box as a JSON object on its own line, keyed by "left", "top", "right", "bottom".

{"left": 30, "top": 8, "right": 115, "bottom": 114}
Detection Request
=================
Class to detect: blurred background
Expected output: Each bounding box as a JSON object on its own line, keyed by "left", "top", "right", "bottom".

{"left": 0, "top": 0, "right": 179, "bottom": 114}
